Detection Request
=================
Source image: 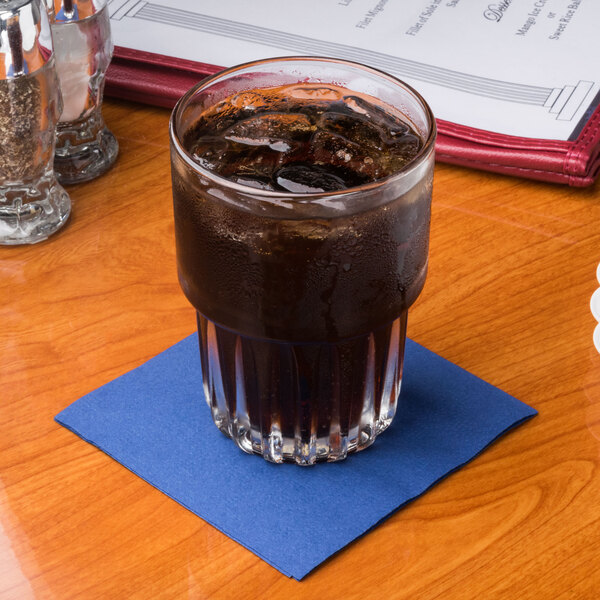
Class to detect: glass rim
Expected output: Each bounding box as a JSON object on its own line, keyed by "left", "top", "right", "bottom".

{"left": 169, "top": 55, "right": 436, "bottom": 200}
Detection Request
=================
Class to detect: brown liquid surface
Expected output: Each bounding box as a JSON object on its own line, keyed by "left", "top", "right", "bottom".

{"left": 183, "top": 83, "right": 423, "bottom": 192}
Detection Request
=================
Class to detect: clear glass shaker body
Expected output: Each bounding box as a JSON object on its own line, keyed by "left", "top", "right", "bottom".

{"left": 51, "top": 0, "right": 118, "bottom": 184}
{"left": 0, "top": 0, "right": 70, "bottom": 245}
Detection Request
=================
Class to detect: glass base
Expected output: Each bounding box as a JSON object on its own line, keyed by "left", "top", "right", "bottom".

{"left": 54, "top": 124, "right": 119, "bottom": 185}
{"left": 197, "top": 312, "right": 408, "bottom": 465}
{"left": 0, "top": 175, "right": 71, "bottom": 245}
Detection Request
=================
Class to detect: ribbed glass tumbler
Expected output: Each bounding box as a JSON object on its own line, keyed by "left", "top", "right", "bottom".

{"left": 170, "top": 57, "right": 436, "bottom": 464}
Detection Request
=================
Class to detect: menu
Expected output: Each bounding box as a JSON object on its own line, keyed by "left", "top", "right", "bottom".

{"left": 107, "top": 0, "right": 600, "bottom": 142}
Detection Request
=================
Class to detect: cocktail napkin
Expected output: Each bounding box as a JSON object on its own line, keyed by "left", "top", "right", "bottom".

{"left": 55, "top": 334, "right": 536, "bottom": 580}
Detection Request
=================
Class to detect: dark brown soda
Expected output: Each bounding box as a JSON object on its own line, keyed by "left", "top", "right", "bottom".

{"left": 173, "top": 83, "right": 431, "bottom": 462}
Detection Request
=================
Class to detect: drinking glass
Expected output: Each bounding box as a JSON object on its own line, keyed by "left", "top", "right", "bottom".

{"left": 170, "top": 57, "right": 436, "bottom": 464}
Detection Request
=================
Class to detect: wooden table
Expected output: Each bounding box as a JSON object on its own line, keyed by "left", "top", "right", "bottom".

{"left": 2, "top": 98, "right": 600, "bottom": 600}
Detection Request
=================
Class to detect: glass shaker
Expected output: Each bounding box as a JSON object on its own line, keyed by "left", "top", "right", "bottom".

{"left": 50, "top": 0, "right": 118, "bottom": 184}
{"left": 0, "top": 0, "right": 70, "bottom": 245}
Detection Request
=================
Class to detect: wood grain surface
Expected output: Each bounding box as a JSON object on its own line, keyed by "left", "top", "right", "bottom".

{"left": 1, "top": 98, "right": 600, "bottom": 600}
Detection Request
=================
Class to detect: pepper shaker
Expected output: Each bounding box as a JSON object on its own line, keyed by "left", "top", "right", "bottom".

{"left": 50, "top": 0, "right": 118, "bottom": 184}
{"left": 0, "top": 0, "right": 70, "bottom": 245}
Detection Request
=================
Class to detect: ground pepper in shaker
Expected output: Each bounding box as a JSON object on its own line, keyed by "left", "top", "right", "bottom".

{"left": 50, "top": 0, "right": 118, "bottom": 184}
{"left": 0, "top": 0, "right": 70, "bottom": 245}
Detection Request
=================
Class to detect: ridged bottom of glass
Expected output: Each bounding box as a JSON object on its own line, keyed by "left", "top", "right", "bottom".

{"left": 197, "top": 312, "right": 408, "bottom": 465}
{"left": 0, "top": 174, "right": 71, "bottom": 245}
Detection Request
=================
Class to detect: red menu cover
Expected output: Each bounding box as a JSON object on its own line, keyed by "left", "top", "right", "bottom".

{"left": 105, "top": 46, "right": 600, "bottom": 187}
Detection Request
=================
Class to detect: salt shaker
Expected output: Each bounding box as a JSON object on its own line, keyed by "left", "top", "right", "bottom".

{"left": 50, "top": 0, "right": 118, "bottom": 184}
{"left": 0, "top": 0, "right": 70, "bottom": 245}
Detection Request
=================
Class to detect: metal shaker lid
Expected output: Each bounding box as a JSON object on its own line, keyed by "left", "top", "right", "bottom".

{"left": 0, "top": 0, "right": 54, "bottom": 80}
{"left": 51, "top": 0, "right": 107, "bottom": 23}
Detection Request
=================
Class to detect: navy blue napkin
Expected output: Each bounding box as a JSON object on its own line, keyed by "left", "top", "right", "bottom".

{"left": 55, "top": 334, "right": 536, "bottom": 580}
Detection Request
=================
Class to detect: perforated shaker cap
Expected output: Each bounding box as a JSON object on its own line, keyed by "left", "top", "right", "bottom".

{"left": 50, "top": 0, "right": 106, "bottom": 22}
